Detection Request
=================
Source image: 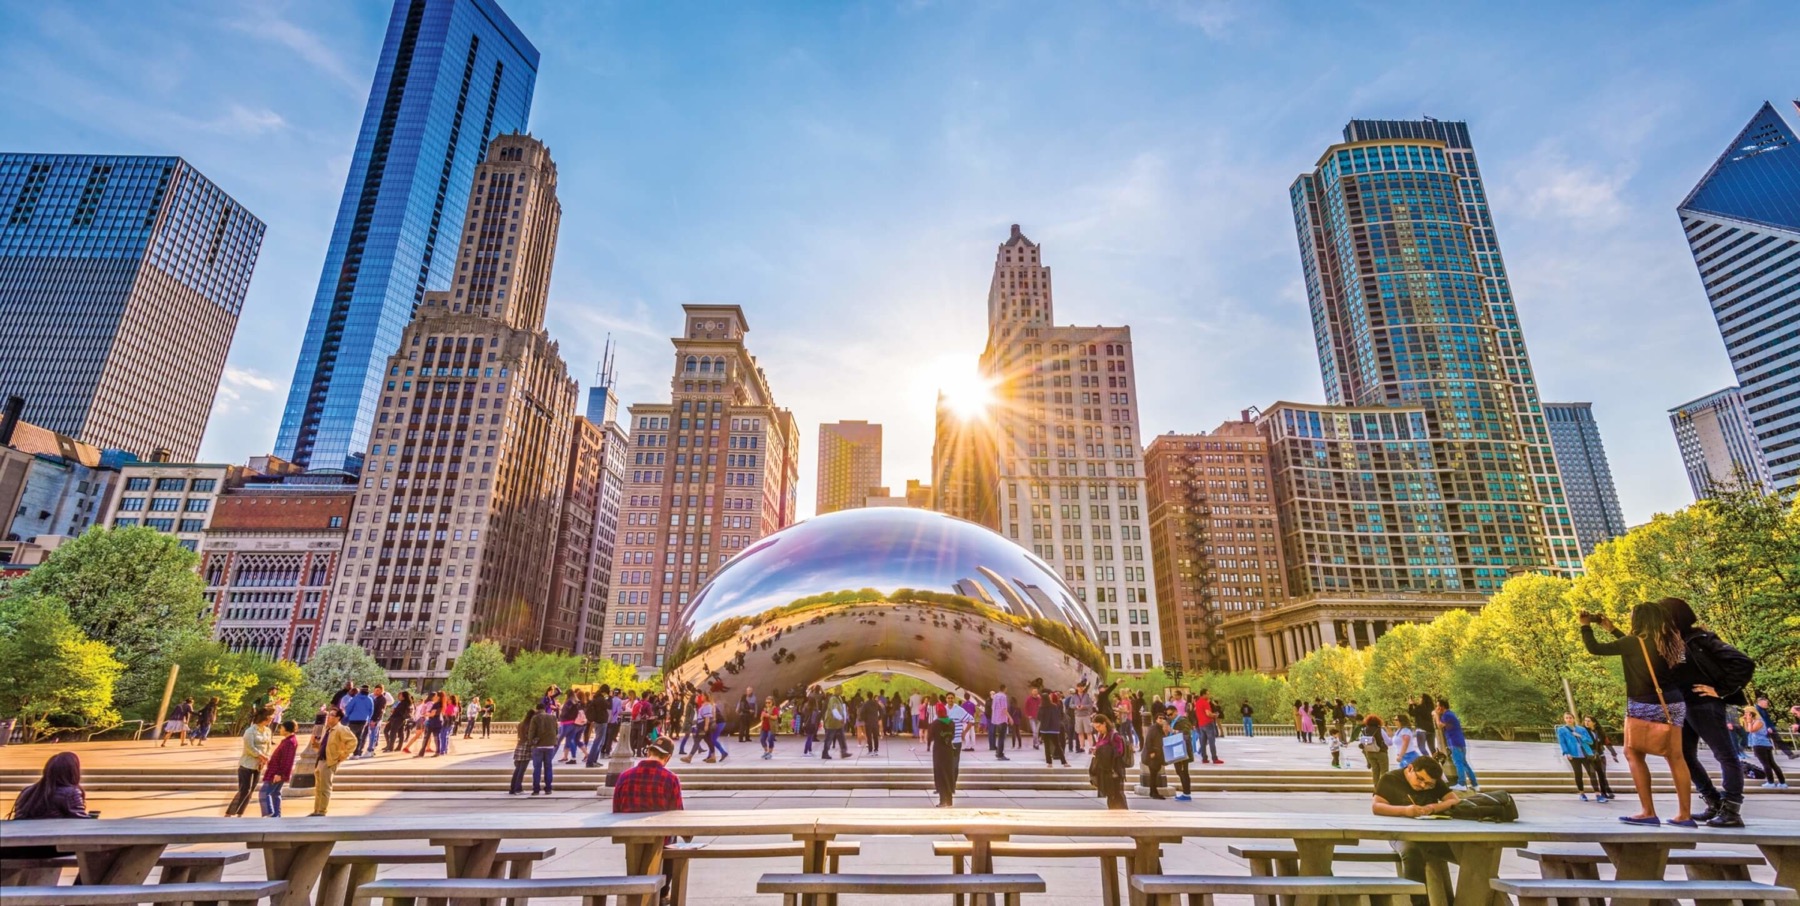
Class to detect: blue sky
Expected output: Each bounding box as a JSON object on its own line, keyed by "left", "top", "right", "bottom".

{"left": 1, "top": 1, "right": 1793, "bottom": 522}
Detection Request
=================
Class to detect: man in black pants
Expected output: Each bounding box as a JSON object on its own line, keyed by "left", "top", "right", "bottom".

{"left": 860, "top": 695, "right": 883, "bottom": 754}
{"left": 736, "top": 687, "right": 757, "bottom": 743}
{"left": 1373, "top": 757, "right": 1460, "bottom": 905}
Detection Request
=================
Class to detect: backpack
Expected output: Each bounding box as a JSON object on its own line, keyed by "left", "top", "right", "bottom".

{"left": 1114, "top": 734, "right": 1136, "bottom": 770}
{"left": 1360, "top": 732, "right": 1384, "bottom": 754}
{"left": 1447, "top": 790, "right": 1518, "bottom": 823}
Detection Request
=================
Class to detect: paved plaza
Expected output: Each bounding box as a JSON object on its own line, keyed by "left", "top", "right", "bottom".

{"left": 4, "top": 732, "right": 1794, "bottom": 904}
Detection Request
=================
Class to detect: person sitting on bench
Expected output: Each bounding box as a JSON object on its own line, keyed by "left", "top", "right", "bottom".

{"left": 1372, "top": 755, "right": 1460, "bottom": 905}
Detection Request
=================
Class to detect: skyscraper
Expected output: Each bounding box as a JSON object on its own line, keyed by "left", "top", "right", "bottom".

{"left": 1, "top": 154, "right": 264, "bottom": 460}
{"left": 1670, "top": 386, "right": 1772, "bottom": 498}
{"left": 574, "top": 354, "right": 629, "bottom": 656}
{"left": 1145, "top": 418, "right": 1289, "bottom": 673}
{"left": 1543, "top": 402, "right": 1627, "bottom": 558}
{"left": 816, "top": 420, "right": 883, "bottom": 514}
{"left": 601, "top": 305, "right": 801, "bottom": 671}
{"left": 276, "top": 0, "right": 538, "bottom": 473}
{"left": 978, "top": 225, "right": 1162, "bottom": 672}
{"left": 931, "top": 393, "right": 999, "bottom": 528}
{"left": 1291, "top": 118, "right": 1582, "bottom": 584}
{"left": 321, "top": 134, "right": 577, "bottom": 682}
{"left": 1679, "top": 101, "right": 1800, "bottom": 491}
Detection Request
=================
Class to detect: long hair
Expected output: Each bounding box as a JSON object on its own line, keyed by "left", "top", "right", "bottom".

{"left": 1630, "top": 601, "right": 1686, "bottom": 667}
{"left": 9, "top": 752, "right": 81, "bottom": 819}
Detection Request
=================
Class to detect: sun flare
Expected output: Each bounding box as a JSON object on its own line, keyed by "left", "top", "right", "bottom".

{"left": 930, "top": 360, "right": 995, "bottom": 420}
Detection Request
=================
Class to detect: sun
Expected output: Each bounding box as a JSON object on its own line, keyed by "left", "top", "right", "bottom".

{"left": 934, "top": 362, "right": 995, "bottom": 420}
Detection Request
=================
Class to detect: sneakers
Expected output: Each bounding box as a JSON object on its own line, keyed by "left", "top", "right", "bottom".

{"left": 1175, "top": 793, "right": 1192, "bottom": 801}
{"left": 1595, "top": 795, "right": 1611, "bottom": 803}
{"left": 1579, "top": 794, "right": 1589, "bottom": 802}
{"left": 1451, "top": 784, "right": 1468, "bottom": 791}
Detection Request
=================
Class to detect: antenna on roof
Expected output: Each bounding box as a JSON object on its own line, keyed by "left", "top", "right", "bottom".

{"left": 599, "top": 334, "right": 617, "bottom": 387}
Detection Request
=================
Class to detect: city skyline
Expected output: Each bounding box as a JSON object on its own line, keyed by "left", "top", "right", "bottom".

{"left": 3, "top": 3, "right": 1795, "bottom": 525}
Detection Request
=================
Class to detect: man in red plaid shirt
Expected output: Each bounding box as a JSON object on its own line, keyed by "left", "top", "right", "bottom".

{"left": 613, "top": 735, "right": 684, "bottom": 813}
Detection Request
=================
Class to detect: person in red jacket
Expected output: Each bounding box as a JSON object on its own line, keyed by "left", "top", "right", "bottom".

{"left": 260, "top": 720, "right": 298, "bottom": 817}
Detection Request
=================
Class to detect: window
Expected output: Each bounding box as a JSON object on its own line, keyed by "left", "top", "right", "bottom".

{"left": 155, "top": 478, "right": 185, "bottom": 491}
{"left": 184, "top": 498, "right": 209, "bottom": 512}
{"left": 125, "top": 477, "right": 151, "bottom": 491}
{"left": 146, "top": 518, "right": 175, "bottom": 532}
{"left": 179, "top": 519, "right": 205, "bottom": 533}
{"left": 118, "top": 497, "right": 146, "bottom": 511}
{"left": 190, "top": 479, "right": 217, "bottom": 492}
{"left": 150, "top": 497, "right": 181, "bottom": 511}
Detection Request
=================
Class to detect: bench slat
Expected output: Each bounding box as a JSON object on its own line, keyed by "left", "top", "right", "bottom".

{"left": 352, "top": 875, "right": 660, "bottom": 898}
{"left": 1669, "top": 850, "right": 1769, "bottom": 866}
{"left": 327, "top": 845, "right": 556, "bottom": 864}
{"left": 0, "top": 880, "right": 287, "bottom": 906}
{"left": 1132, "top": 875, "right": 1427, "bottom": 896}
{"left": 156, "top": 850, "right": 252, "bottom": 866}
{"left": 1490, "top": 879, "right": 1798, "bottom": 900}
{"left": 666, "top": 840, "right": 860, "bottom": 858}
{"left": 757, "top": 873, "right": 1047, "bottom": 894}
{"left": 1228, "top": 844, "right": 1400, "bottom": 863}
{"left": 935, "top": 840, "right": 1136, "bottom": 857}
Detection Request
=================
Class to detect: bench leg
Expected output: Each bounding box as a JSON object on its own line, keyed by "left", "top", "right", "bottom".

{"left": 950, "top": 854, "right": 966, "bottom": 906}
{"left": 581, "top": 898, "right": 610, "bottom": 906}
{"left": 1004, "top": 894, "right": 1021, "bottom": 906}
{"left": 1425, "top": 860, "right": 1453, "bottom": 906}
{"left": 1100, "top": 855, "right": 1121, "bottom": 906}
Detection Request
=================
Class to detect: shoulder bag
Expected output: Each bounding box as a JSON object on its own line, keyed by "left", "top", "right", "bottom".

{"left": 1623, "top": 636, "right": 1679, "bottom": 757}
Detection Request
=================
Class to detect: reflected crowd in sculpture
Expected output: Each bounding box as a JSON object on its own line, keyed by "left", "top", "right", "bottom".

{"left": 664, "top": 508, "right": 1109, "bottom": 698}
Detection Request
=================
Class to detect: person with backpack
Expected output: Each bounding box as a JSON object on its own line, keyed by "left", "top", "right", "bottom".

{"left": 1358, "top": 715, "right": 1390, "bottom": 791}
{"left": 1372, "top": 756, "right": 1460, "bottom": 906}
{"left": 1662, "top": 597, "right": 1755, "bottom": 827}
{"left": 1088, "top": 713, "right": 1131, "bottom": 810}
{"left": 1581, "top": 604, "right": 1696, "bottom": 827}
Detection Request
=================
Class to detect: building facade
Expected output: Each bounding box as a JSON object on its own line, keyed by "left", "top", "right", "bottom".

{"left": 201, "top": 482, "right": 352, "bottom": 664}
{"left": 1678, "top": 101, "right": 1800, "bottom": 491}
{"left": 574, "top": 373, "right": 628, "bottom": 656}
{"left": 1292, "top": 118, "right": 1582, "bottom": 581}
{"left": 1, "top": 410, "right": 116, "bottom": 545}
{"left": 1145, "top": 418, "right": 1289, "bottom": 673}
{"left": 1670, "top": 386, "right": 1773, "bottom": 498}
{"left": 321, "top": 134, "right": 577, "bottom": 682}
{"left": 1543, "top": 402, "right": 1628, "bottom": 558}
{"left": 1, "top": 154, "right": 265, "bottom": 460}
{"left": 601, "top": 305, "right": 801, "bottom": 670}
{"left": 276, "top": 0, "right": 538, "bottom": 473}
{"left": 816, "top": 420, "right": 883, "bottom": 515}
{"left": 977, "top": 225, "right": 1162, "bottom": 672}
{"left": 103, "top": 461, "right": 258, "bottom": 550}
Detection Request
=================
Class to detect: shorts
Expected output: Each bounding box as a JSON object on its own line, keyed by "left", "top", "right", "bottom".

{"left": 1625, "top": 699, "right": 1686, "bottom": 726}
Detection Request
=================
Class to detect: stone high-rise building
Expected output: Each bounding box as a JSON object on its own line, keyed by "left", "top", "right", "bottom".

{"left": 322, "top": 134, "right": 578, "bottom": 682}
{"left": 977, "top": 225, "right": 1162, "bottom": 672}
{"left": 1670, "top": 386, "right": 1773, "bottom": 498}
{"left": 816, "top": 420, "right": 883, "bottom": 515}
{"left": 1679, "top": 101, "right": 1800, "bottom": 491}
{"left": 1292, "top": 119, "right": 1582, "bottom": 579}
{"left": 602, "top": 305, "right": 800, "bottom": 670}
{"left": 574, "top": 359, "right": 629, "bottom": 656}
{"left": 931, "top": 393, "right": 999, "bottom": 529}
{"left": 1, "top": 154, "right": 265, "bottom": 460}
{"left": 276, "top": 0, "right": 538, "bottom": 473}
{"left": 1145, "top": 418, "right": 1289, "bottom": 673}
{"left": 1543, "top": 402, "right": 1627, "bottom": 558}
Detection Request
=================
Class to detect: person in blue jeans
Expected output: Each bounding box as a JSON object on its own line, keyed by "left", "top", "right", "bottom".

{"left": 1434, "top": 700, "right": 1477, "bottom": 790}
{"left": 1239, "top": 702, "right": 1255, "bottom": 737}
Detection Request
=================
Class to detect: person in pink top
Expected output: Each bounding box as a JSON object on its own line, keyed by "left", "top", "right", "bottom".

{"left": 1023, "top": 687, "right": 1043, "bottom": 750}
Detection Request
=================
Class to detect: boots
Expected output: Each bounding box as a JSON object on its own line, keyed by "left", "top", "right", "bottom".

{"left": 1695, "top": 792, "right": 1721, "bottom": 824}
{"left": 1705, "top": 799, "right": 1745, "bottom": 829}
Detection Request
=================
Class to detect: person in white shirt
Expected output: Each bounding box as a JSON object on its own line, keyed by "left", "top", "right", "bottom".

{"left": 990, "top": 686, "right": 1012, "bottom": 760}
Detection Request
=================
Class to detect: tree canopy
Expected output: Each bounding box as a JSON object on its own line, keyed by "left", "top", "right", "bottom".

{"left": 0, "top": 594, "right": 124, "bottom": 739}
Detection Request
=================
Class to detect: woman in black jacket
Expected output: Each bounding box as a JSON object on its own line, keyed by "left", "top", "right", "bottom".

{"left": 1663, "top": 597, "right": 1751, "bottom": 827}
{"left": 1580, "top": 603, "right": 1695, "bottom": 827}
{"left": 1039, "top": 692, "right": 1068, "bottom": 766}
{"left": 3, "top": 752, "right": 94, "bottom": 859}
{"left": 1088, "top": 713, "right": 1129, "bottom": 810}
{"left": 1142, "top": 705, "right": 1168, "bottom": 800}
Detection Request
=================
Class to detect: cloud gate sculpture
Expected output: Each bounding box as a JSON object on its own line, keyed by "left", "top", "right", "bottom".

{"left": 664, "top": 508, "right": 1109, "bottom": 698}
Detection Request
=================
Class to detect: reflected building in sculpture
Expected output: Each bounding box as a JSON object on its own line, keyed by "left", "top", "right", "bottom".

{"left": 664, "top": 507, "right": 1107, "bottom": 697}
{"left": 816, "top": 420, "right": 883, "bottom": 515}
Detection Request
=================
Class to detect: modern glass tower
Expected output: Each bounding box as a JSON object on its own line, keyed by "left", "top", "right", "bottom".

{"left": 1679, "top": 101, "right": 1800, "bottom": 492}
{"left": 1542, "top": 402, "right": 1627, "bottom": 558}
{"left": 1, "top": 154, "right": 264, "bottom": 460}
{"left": 275, "top": 0, "right": 537, "bottom": 472}
{"left": 1290, "top": 118, "right": 1583, "bottom": 589}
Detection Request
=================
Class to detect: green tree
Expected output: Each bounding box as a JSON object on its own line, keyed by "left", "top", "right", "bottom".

{"left": 291, "top": 643, "right": 389, "bottom": 718}
{"left": 444, "top": 640, "right": 507, "bottom": 703}
{"left": 1360, "top": 622, "right": 1427, "bottom": 718}
{"left": 0, "top": 526, "right": 211, "bottom": 708}
{"left": 158, "top": 641, "right": 262, "bottom": 723}
{"left": 1194, "top": 670, "right": 1292, "bottom": 721}
{"left": 1448, "top": 654, "right": 1559, "bottom": 738}
{"left": 1285, "top": 644, "right": 1368, "bottom": 704}
{"left": 0, "top": 594, "right": 124, "bottom": 739}
{"left": 487, "top": 650, "right": 586, "bottom": 721}
{"left": 1468, "top": 573, "right": 1622, "bottom": 719}
{"left": 588, "top": 658, "right": 656, "bottom": 695}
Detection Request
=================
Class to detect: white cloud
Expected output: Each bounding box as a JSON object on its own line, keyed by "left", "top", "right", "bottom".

{"left": 1503, "top": 150, "right": 1631, "bottom": 226}
{"left": 229, "top": 10, "right": 366, "bottom": 96}
{"left": 202, "top": 104, "right": 288, "bottom": 137}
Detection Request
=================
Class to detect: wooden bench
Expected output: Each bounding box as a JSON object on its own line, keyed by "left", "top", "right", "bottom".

{"left": 349, "top": 875, "right": 661, "bottom": 906}
{"left": 1, "top": 849, "right": 250, "bottom": 887}
{"left": 0, "top": 880, "right": 287, "bottom": 906}
{"left": 1491, "top": 877, "right": 1799, "bottom": 906}
{"left": 316, "top": 845, "right": 557, "bottom": 906}
{"left": 757, "top": 872, "right": 1047, "bottom": 906}
{"left": 1226, "top": 844, "right": 1403, "bottom": 906}
{"left": 664, "top": 840, "right": 860, "bottom": 906}
{"left": 1130, "top": 875, "right": 1427, "bottom": 906}
{"left": 1671, "top": 850, "right": 1772, "bottom": 882}
{"left": 935, "top": 840, "right": 1137, "bottom": 906}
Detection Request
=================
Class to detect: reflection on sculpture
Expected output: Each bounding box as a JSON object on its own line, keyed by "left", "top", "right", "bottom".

{"left": 664, "top": 508, "right": 1109, "bottom": 698}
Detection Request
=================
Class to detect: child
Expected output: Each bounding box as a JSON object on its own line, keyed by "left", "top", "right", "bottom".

{"left": 1328, "top": 730, "right": 1344, "bottom": 769}
{"left": 259, "top": 720, "right": 298, "bottom": 817}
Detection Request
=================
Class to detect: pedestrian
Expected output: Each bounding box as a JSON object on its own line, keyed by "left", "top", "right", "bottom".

{"left": 558, "top": 690, "right": 586, "bottom": 764}
{"left": 1556, "top": 712, "right": 1604, "bottom": 802}
{"left": 1411, "top": 695, "right": 1438, "bottom": 756}
{"left": 801, "top": 688, "right": 822, "bottom": 757}
{"left": 522, "top": 701, "right": 559, "bottom": 795}
{"left": 1070, "top": 682, "right": 1096, "bottom": 752}
{"left": 612, "top": 735, "right": 685, "bottom": 900}
{"left": 1024, "top": 686, "right": 1042, "bottom": 750}
{"left": 309, "top": 707, "right": 357, "bottom": 817}
{"left": 1295, "top": 699, "right": 1313, "bottom": 743}
{"left": 384, "top": 691, "right": 412, "bottom": 753}
{"left": 260, "top": 720, "right": 298, "bottom": 817}
{"left": 226, "top": 708, "right": 273, "bottom": 817}
{"left": 585, "top": 687, "right": 614, "bottom": 767}
{"left": 1357, "top": 715, "right": 1389, "bottom": 791}
{"left": 927, "top": 700, "right": 963, "bottom": 807}
{"left": 438, "top": 694, "right": 458, "bottom": 755}
{"left": 1143, "top": 704, "right": 1168, "bottom": 800}
{"left": 366, "top": 685, "right": 389, "bottom": 756}
{"left": 704, "top": 693, "right": 730, "bottom": 763}
{"left": 193, "top": 697, "right": 219, "bottom": 745}
{"left": 736, "top": 686, "right": 758, "bottom": 744}
{"left": 1240, "top": 701, "right": 1255, "bottom": 738}
{"left": 1390, "top": 714, "right": 1422, "bottom": 768}
{"left": 1662, "top": 598, "right": 1755, "bottom": 827}
{"left": 1372, "top": 756, "right": 1460, "bottom": 906}
{"left": 1328, "top": 727, "right": 1344, "bottom": 769}
{"left": 1583, "top": 715, "right": 1620, "bottom": 801}
{"left": 1088, "top": 713, "right": 1130, "bottom": 810}
{"left": 161, "top": 697, "right": 193, "bottom": 747}
{"left": 6, "top": 752, "right": 92, "bottom": 822}
{"left": 759, "top": 697, "right": 780, "bottom": 760}
{"left": 990, "top": 685, "right": 1012, "bottom": 760}
{"left": 860, "top": 693, "right": 884, "bottom": 754}
{"left": 1433, "top": 698, "right": 1479, "bottom": 793}
{"left": 1756, "top": 694, "right": 1797, "bottom": 759}
{"left": 1192, "top": 688, "right": 1221, "bottom": 764}
{"left": 1580, "top": 605, "right": 1695, "bottom": 826}
{"left": 481, "top": 698, "right": 495, "bottom": 738}
{"left": 1040, "top": 690, "right": 1069, "bottom": 766}
{"left": 343, "top": 685, "right": 374, "bottom": 759}
{"left": 1744, "top": 706, "right": 1790, "bottom": 788}
{"left": 821, "top": 690, "right": 849, "bottom": 760}
{"left": 1165, "top": 709, "right": 1194, "bottom": 801}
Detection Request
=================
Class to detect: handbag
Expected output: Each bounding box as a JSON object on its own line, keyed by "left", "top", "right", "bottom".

{"left": 1162, "top": 730, "right": 1192, "bottom": 765}
{"left": 1623, "top": 636, "right": 1679, "bottom": 756}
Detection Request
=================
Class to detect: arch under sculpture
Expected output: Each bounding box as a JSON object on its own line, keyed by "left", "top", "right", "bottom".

{"left": 664, "top": 508, "right": 1110, "bottom": 698}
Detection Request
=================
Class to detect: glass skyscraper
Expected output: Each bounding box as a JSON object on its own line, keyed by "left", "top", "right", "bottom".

{"left": 275, "top": 0, "right": 537, "bottom": 472}
{"left": 1542, "top": 402, "right": 1627, "bottom": 558}
{"left": 1, "top": 154, "right": 265, "bottom": 460}
{"left": 1679, "top": 101, "right": 1800, "bottom": 491}
{"left": 1290, "top": 118, "right": 1582, "bottom": 589}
